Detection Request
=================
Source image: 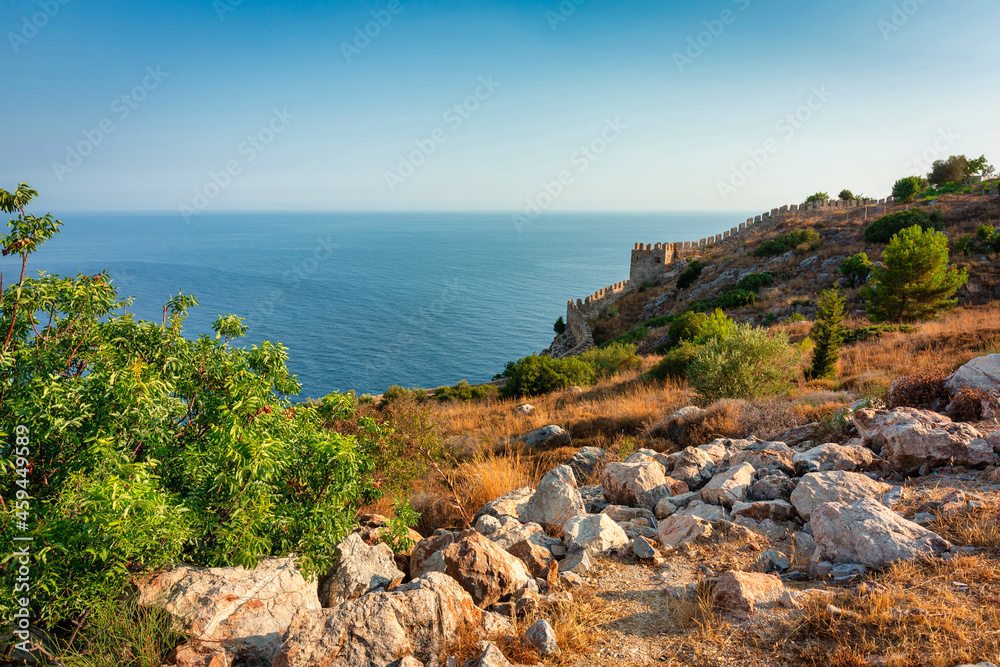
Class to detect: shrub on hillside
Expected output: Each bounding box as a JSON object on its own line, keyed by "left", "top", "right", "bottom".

{"left": 0, "top": 185, "right": 389, "bottom": 626}
{"left": 496, "top": 354, "right": 595, "bottom": 398}
{"left": 887, "top": 371, "right": 951, "bottom": 411}
{"left": 686, "top": 323, "right": 800, "bottom": 402}
{"left": 842, "top": 324, "right": 916, "bottom": 344}
{"left": 864, "top": 208, "right": 944, "bottom": 243}
{"left": 892, "top": 176, "right": 928, "bottom": 202}
{"left": 754, "top": 229, "right": 822, "bottom": 257}
{"left": 667, "top": 308, "right": 734, "bottom": 348}
{"left": 839, "top": 252, "right": 872, "bottom": 287}
{"left": 807, "top": 289, "right": 846, "bottom": 380}
{"left": 580, "top": 342, "right": 642, "bottom": 378}
{"left": 676, "top": 260, "right": 704, "bottom": 290}
{"left": 647, "top": 345, "right": 701, "bottom": 381}
{"left": 735, "top": 272, "right": 774, "bottom": 292}
{"left": 434, "top": 380, "right": 497, "bottom": 402}
{"left": 928, "top": 155, "right": 969, "bottom": 186}
{"left": 553, "top": 316, "right": 566, "bottom": 335}
{"left": 839, "top": 189, "right": 855, "bottom": 201}
{"left": 714, "top": 288, "right": 756, "bottom": 309}
{"left": 805, "top": 192, "right": 830, "bottom": 203}
{"left": 946, "top": 386, "right": 989, "bottom": 422}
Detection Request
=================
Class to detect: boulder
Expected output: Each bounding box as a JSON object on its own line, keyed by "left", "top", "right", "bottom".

{"left": 600, "top": 505, "right": 656, "bottom": 525}
{"left": 558, "top": 546, "right": 593, "bottom": 574}
{"left": 442, "top": 530, "right": 531, "bottom": 607}
{"left": 670, "top": 446, "right": 716, "bottom": 490}
{"left": 491, "top": 521, "right": 543, "bottom": 551}
{"left": 318, "top": 532, "right": 404, "bottom": 607}
{"left": 566, "top": 446, "right": 608, "bottom": 482}
{"left": 632, "top": 536, "right": 658, "bottom": 560}
{"left": 515, "top": 404, "right": 535, "bottom": 415}
{"left": 410, "top": 533, "right": 457, "bottom": 580}
{"left": 675, "top": 500, "right": 726, "bottom": 522}
{"left": 731, "top": 499, "right": 796, "bottom": 523}
{"left": 748, "top": 472, "right": 797, "bottom": 502}
{"left": 601, "top": 461, "right": 672, "bottom": 510}
{"left": 524, "top": 619, "right": 561, "bottom": 657}
{"left": 945, "top": 354, "right": 1000, "bottom": 394}
{"left": 657, "top": 514, "right": 712, "bottom": 549}
{"left": 792, "top": 442, "right": 882, "bottom": 475}
{"left": 507, "top": 539, "right": 554, "bottom": 579}
{"left": 166, "top": 640, "right": 237, "bottom": 667}
{"left": 271, "top": 573, "right": 487, "bottom": 667}
{"left": 812, "top": 499, "right": 951, "bottom": 567}
{"left": 790, "top": 471, "right": 891, "bottom": 521}
{"left": 520, "top": 425, "right": 571, "bottom": 449}
{"left": 468, "top": 641, "right": 522, "bottom": 667}
{"left": 578, "top": 484, "right": 608, "bottom": 514}
{"left": 654, "top": 491, "right": 698, "bottom": 520}
{"left": 474, "top": 514, "right": 503, "bottom": 536}
{"left": 729, "top": 448, "right": 794, "bottom": 475}
{"left": 562, "top": 513, "right": 629, "bottom": 555}
{"left": 475, "top": 487, "right": 534, "bottom": 524}
{"left": 711, "top": 570, "right": 785, "bottom": 620}
{"left": 520, "top": 465, "right": 586, "bottom": 527}
{"left": 853, "top": 408, "right": 994, "bottom": 475}
{"left": 700, "top": 462, "right": 755, "bottom": 507}
{"left": 137, "top": 558, "right": 319, "bottom": 662}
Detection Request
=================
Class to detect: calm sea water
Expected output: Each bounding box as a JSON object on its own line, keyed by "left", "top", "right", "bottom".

{"left": 21, "top": 211, "right": 750, "bottom": 397}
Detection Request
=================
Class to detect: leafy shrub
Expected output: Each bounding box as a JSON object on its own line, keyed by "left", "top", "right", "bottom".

{"left": 647, "top": 345, "right": 701, "bottom": 381}
{"left": 864, "top": 208, "right": 943, "bottom": 243}
{"left": 977, "top": 224, "right": 996, "bottom": 243}
{"left": 580, "top": 342, "right": 642, "bottom": 378}
{"left": 606, "top": 323, "right": 648, "bottom": 347}
{"left": 754, "top": 229, "right": 822, "bottom": 257}
{"left": 805, "top": 192, "right": 830, "bottom": 203}
{"left": 383, "top": 384, "right": 411, "bottom": 402}
{"left": 863, "top": 225, "right": 968, "bottom": 323}
{"left": 686, "top": 323, "right": 800, "bottom": 402}
{"left": 839, "top": 189, "right": 855, "bottom": 201}
{"left": 839, "top": 252, "right": 872, "bottom": 287}
{"left": 433, "top": 380, "right": 497, "bottom": 402}
{"left": 677, "top": 260, "right": 704, "bottom": 290}
{"left": 953, "top": 233, "right": 976, "bottom": 255}
{"left": 887, "top": 371, "right": 950, "bottom": 411}
{"left": 892, "top": 176, "right": 928, "bottom": 202}
{"left": 946, "top": 386, "right": 989, "bottom": 422}
{"left": 807, "top": 289, "right": 846, "bottom": 380}
{"left": 786, "top": 313, "right": 807, "bottom": 323}
{"left": 553, "top": 316, "right": 566, "bottom": 335}
{"left": 928, "top": 155, "right": 969, "bottom": 186}
{"left": 667, "top": 309, "right": 734, "bottom": 348}
{"left": 714, "top": 288, "right": 756, "bottom": 309}
{"left": 496, "top": 354, "right": 595, "bottom": 398}
{"left": 735, "top": 272, "right": 774, "bottom": 292}
{"left": 643, "top": 314, "right": 676, "bottom": 329}
{"left": 0, "top": 186, "right": 386, "bottom": 627}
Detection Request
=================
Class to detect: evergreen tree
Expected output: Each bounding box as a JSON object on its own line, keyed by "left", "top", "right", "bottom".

{"left": 862, "top": 225, "right": 968, "bottom": 323}
{"left": 808, "top": 289, "right": 846, "bottom": 379}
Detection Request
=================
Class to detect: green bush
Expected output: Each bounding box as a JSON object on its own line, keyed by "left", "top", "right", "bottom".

{"left": 754, "top": 229, "right": 822, "bottom": 257}
{"left": 714, "top": 289, "right": 756, "bottom": 309}
{"left": 496, "top": 354, "right": 595, "bottom": 398}
{"left": 928, "top": 155, "right": 968, "bottom": 186}
{"left": 647, "top": 345, "right": 701, "bottom": 381}
{"left": 892, "top": 176, "right": 928, "bottom": 202}
{"left": 839, "top": 189, "right": 855, "bottom": 201}
{"left": 686, "top": 323, "right": 799, "bottom": 402}
{"left": 643, "top": 314, "right": 676, "bottom": 329}
{"left": 805, "top": 192, "right": 830, "bottom": 203}
{"left": 786, "top": 313, "right": 807, "bottom": 323}
{"left": 383, "top": 385, "right": 411, "bottom": 402}
{"left": 580, "top": 342, "right": 642, "bottom": 378}
{"left": 553, "top": 316, "right": 566, "bottom": 335}
{"left": 433, "top": 380, "right": 497, "bottom": 402}
{"left": 667, "top": 309, "right": 734, "bottom": 348}
{"left": 735, "top": 272, "right": 774, "bottom": 292}
{"left": 676, "top": 260, "right": 704, "bottom": 290}
{"left": 842, "top": 324, "right": 916, "bottom": 344}
{"left": 977, "top": 224, "right": 996, "bottom": 243}
{"left": 953, "top": 233, "right": 976, "bottom": 255}
{"left": 839, "top": 252, "right": 873, "bottom": 287}
{"left": 807, "top": 289, "right": 846, "bottom": 380}
{"left": 864, "top": 208, "right": 943, "bottom": 243}
{"left": 0, "top": 186, "right": 386, "bottom": 627}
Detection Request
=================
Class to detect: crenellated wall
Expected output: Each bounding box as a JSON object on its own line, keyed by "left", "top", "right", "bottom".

{"left": 549, "top": 195, "right": 897, "bottom": 358}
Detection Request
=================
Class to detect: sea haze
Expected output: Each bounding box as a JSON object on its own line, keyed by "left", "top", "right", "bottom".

{"left": 23, "top": 211, "right": 751, "bottom": 397}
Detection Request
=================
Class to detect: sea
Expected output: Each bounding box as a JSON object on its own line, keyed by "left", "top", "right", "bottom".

{"left": 21, "top": 211, "right": 751, "bottom": 397}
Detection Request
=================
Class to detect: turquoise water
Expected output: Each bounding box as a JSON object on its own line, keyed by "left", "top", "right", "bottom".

{"left": 20, "top": 211, "right": 750, "bottom": 396}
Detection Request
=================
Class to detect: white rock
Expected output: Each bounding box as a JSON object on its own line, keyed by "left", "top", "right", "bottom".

{"left": 319, "top": 532, "right": 404, "bottom": 607}
{"left": 657, "top": 514, "right": 713, "bottom": 549}
{"left": 601, "top": 460, "right": 672, "bottom": 510}
{"left": 520, "top": 465, "right": 586, "bottom": 527}
{"left": 562, "top": 513, "right": 629, "bottom": 555}
{"left": 524, "top": 619, "right": 561, "bottom": 657}
{"left": 790, "top": 471, "right": 891, "bottom": 521}
{"left": 945, "top": 354, "right": 1000, "bottom": 393}
{"left": 700, "top": 462, "right": 755, "bottom": 507}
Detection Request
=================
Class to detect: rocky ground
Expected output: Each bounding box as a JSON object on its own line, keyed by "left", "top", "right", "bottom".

{"left": 138, "top": 356, "right": 1000, "bottom": 667}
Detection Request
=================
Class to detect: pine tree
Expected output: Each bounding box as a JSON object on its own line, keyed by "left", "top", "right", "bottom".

{"left": 862, "top": 225, "right": 968, "bottom": 323}
{"left": 808, "top": 289, "right": 846, "bottom": 379}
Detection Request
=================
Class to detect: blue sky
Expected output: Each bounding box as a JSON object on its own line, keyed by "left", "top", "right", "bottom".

{"left": 2, "top": 0, "right": 998, "bottom": 212}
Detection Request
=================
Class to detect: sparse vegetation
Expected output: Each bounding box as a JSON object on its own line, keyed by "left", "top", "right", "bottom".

{"left": 892, "top": 175, "right": 928, "bottom": 202}
{"left": 686, "top": 323, "right": 800, "bottom": 402}
{"left": 864, "top": 208, "right": 944, "bottom": 243}
{"left": 676, "top": 260, "right": 704, "bottom": 290}
{"left": 839, "top": 252, "right": 872, "bottom": 287}
{"left": 754, "top": 229, "right": 822, "bottom": 257}
{"left": 495, "top": 354, "right": 596, "bottom": 398}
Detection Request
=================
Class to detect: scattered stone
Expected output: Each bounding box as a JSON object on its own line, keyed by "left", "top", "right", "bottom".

{"left": 507, "top": 539, "right": 555, "bottom": 579}
{"left": 829, "top": 563, "right": 867, "bottom": 585}
{"left": 167, "top": 640, "right": 237, "bottom": 667}
{"left": 774, "top": 424, "right": 818, "bottom": 447}
{"left": 520, "top": 425, "right": 571, "bottom": 449}
{"left": 749, "top": 472, "right": 798, "bottom": 502}
{"left": 442, "top": 530, "right": 531, "bottom": 607}
{"left": 566, "top": 447, "right": 608, "bottom": 482}
{"left": 562, "top": 513, "right": 629, "bottom": 555}
{"left": 468, "top": 641, "right": 521, "bottom": 667}
{"left": 319, "top": 532, "right": 404, "bottom": 607}
{"left": 524, "top": 619, "right": 561, "bottom": 657}
{"left": 657, "top": 514, "right": 713, "bottom": 549}
{"left": 632, "top": 536, "right": 658, "bottom": 560}
{"left": 390, "top": 658, "right": 424, "bottom": 667}
{"left": 945, "top": 354, "right": 1000, "bottom": 394}
{"left": 558, "top": 547, "right": 593, "bottom": 575}
{"left": 731, "top": 499, "right": 796, "bottom": 523}
{"left": 475, "top": 514, "right": 502, "bottom": 536}
{"left": 670, "top": 446, "right": 716, "bottom": 490}
{"left": 601, "top": 460, "right": 672, "bottom": 510}
{"left": 521, "top": 465, "right": 586, "bottom": 527}
{"left": 792, "top": 442, "right": 882, "bottom": 475}
{"left": 138, "top": 558, "right": 319, "bottom": 662}
{"left": 578, "top": 484, "right": 608, "bottom": 514}
{"left": 700, "top": 462, "right": 755, "bottom": 507}
{"left": 755, "top": 549, "right": 791, "bottom": 574}
{"left": 812, "top": 498, "right": 951, "bottom": 567}
{"left": 475, "top": 487, "right": 534, "bottom": 524}
{"left": 729, "top": 449, "right": 794, "bottom": 475}
{"left": 654, "top": 491, "right": 698, "bottom": 519}
{"left": 793, "top": 531, "right": 817, "bottom": 557}
{"left": 675, "top": 500, "right": 727, "bottom": 522}
{"left": 410, "top": 533, "right": 457, "bottom": 580}
{"left": 790, "top": 471, "right": 891, "bottom": 521}
{"left": 491, "top": 522, "right": 544, "bottom": 551}
{"left": 601, "top": 505, "right": 656, "bottom": 524}
{"left": 514, "top": 404, "right": 535, "bottom": 415}
{"left": 711, "top": 570, "right": 785, "bottom": 620}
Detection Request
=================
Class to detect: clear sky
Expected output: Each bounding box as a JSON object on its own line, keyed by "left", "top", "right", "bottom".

{"left": 2, "top": 0, "right": 999, "bottom": 212}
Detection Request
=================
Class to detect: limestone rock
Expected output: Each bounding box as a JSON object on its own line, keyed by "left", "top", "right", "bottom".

{"left": 945, "top": 354, "right": 1000, "bottom": 394}
{"left": 601, "top": 460, "right": 672, "bottom": 510}
{"left": 701, "top": 462, "right": 754, "bottom": 507}
{"left": 600, "top": 504, "right": 655, "bottom": 525}
{"left": 729, "top": 448, "right": 794, "bottom": 475}
{"left": 507, "top": 539, "right": 554, "bottom": 579}
{"left": 491, "top": 521, "right": 543, "bottom": 551}
{"left": 731, "top": 499, "right": 796, "bottom": 523}
{"left": 562, "top": 513, "right": 629, "bottom": 555}
{"left": 566, "top": 446, "right": 608, "bottom": 482}
{"left": 853, "top": 408, "right": 994, "bottom": 475}
{"left": 271, "top": 573, "right": 485, "bottom": 667}
{"left": 137, "top": 558, "right": 318, "bottom": 663}
{"left": 410, "top": 532, "right": 457, "bottom": 580}
{"left": 790, "top": 471, "right": 891, "bottom": 521}
{"left": 475, "top": 487, "right": 534, "bottom": 524}
{"left": 442, "top": 530, "right": 531, "bottom": 607}
{"left": 475, "top": 514, "right": 503, "bottom": 536}
{"left": 520, "top": 425, "right": 571, "bottom": 449}
{"left": 558, "top": 546, "right": 593, "bottom": 574}
{"left": 657, "top": 514, "right": 712, "bottom": 549}
{"left": 711, "top": 570, "right": 784, "bottom": 620}
{"left": 749, "top": 472, "right": 797, "bottom": 502}
{"left": 675, "top": 499, "right": 726, "bottom": 522}
{"left": 812, "top": 498, "right": 951, "bottom": 567}
{"left": 792, "top": 442, "right": 882, "bottom": 475}
{"left": 578, "top": 484, "right": 608, "bottom": 514}
{"left": 468, "top": 641, "right": 521, "bottom": 667}
{"left": 515, "top": 404, "right": 535, "bottom": 415}
{"left": 167, "top": 640, "right": 237, "bottom": 667}
{"left": 524, "top": 619, "right": 561, "bottom": 657}
{"left": 318, "top": 532, "right": 404, "bottom": 608}
{"left": 521, "top": 465, "right": 586, "bottom": 527}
